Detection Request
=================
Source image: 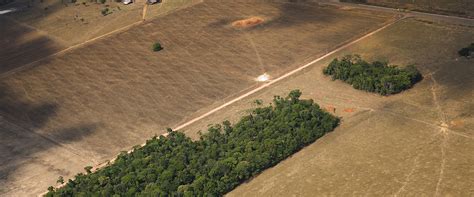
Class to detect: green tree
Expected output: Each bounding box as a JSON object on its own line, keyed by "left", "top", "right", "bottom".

{"left": 56, "top": 176, "right": 64, "bottom": 184}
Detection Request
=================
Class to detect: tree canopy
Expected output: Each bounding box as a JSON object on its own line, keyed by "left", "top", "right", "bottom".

{"left": 323, "top": 55, "right": 422, "bottom": 95}
{"left": 46, "top": 90, "right": 340, "bottom": 196}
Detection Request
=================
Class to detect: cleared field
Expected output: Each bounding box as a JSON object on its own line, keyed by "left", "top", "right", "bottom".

{"left": 3, "top": 0, "right": 200, "bottom": 45}
{"left": 352, "top": 0, "right": 474, "bottom": 18}
{"left": 0, "top": 1, "right": 393, "bottom": 196}
{"left": 0, "top": 0, "right": 199, "bottom": 74}
{"left": 177, "top": 18, "right": 474, "bottom": 196}
{"left": 0, "top": 17, "right": 65, "bottom": 74}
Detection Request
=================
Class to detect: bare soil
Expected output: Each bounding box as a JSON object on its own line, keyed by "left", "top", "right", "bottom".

{"left": 0, "top": 1, "right": 393, "bottom": 195}
{"left": 232, "top": 16, "right": 264, "bottom": 28}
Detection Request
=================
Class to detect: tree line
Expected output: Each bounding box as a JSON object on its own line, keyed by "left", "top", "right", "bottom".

{"left": 323, "top": 55, "right": 422, "bottom": 95}
{"left": 46, "top": 90, "right": 340, "bottom": 196}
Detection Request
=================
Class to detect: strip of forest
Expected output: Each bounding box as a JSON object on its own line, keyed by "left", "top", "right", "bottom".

{"left": 46, "top": 90, "right": 340, "bottom": 196}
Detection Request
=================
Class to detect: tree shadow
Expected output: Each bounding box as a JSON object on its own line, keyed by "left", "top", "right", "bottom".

{"left": 0, "top": 16, "right": 64, "bottom": 76}
{"left": 206, "top": 0, "right": 335, "bottom": 31}
{"left": 0, "top": 82, "right": 99, "bottom": 194}
{"left": 265, "top": 1, "right": 335, "bottom": 29}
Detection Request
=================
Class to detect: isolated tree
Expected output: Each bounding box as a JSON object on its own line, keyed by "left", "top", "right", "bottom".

{"left": 152, "top": 42, "right": 163, "bottom": 52}
{"left": 84, "top": 166, "right": 93, "bottom": 174}
{"left": 56, "top": 176, "right": 64, "bottom": 184}
{"left": 458, "top": 43, "right": 474, "bottom": 57}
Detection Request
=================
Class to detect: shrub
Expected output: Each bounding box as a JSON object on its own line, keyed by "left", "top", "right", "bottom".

{"left": 46, "top": 90, "right": 339, "bottom": 196}
{"left": 458, "top": 43, "right": 474, "bottom": 57}
{"left": 323, "top": 55, "right": 422, "bottom": 95}
{"left": 152, "top": 42, "right": 163, "bottom": 52}
{"left": 100, "top": 8, "right": 109, "bottom": 16}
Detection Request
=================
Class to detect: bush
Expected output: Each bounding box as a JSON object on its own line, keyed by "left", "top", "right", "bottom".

{"left": 98, "top": 0, "right": 105, "bottom": 3}
{"left": 100, "top": 8, "right": 109, "bottom": 16}
{"left": 152, "top": 42, "right": 163, "bottom": 52}
{"left": 46, "top": 90, "right": 339, "bottom": 196}
{"left": 323, "top": 55, "right": 422, "bottom": 95}
{"left": 458, "top": 43, "right": 474, "bottom": 57}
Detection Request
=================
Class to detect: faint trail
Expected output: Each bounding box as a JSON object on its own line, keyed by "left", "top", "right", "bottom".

{"left": 428, "top": 74, "right": 448, "bottom": 126}
{"left": 448, "top": 130, "right": 474, "bottom": 140}
{"left": 434, "top": 133, "right": 448, "bottom": 197}
{"left": 394, "top": 155, "right": 420, "bottom": 197}
{"left": 241, "top": 32, "right": 266, "bottom": 74}
{"left": 427, "top": 73, "right": 449, "bottom": 197}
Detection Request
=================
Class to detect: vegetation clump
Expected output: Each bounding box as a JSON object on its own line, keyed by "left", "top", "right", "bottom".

{"left": 46, "top": 90, "right": 339, "bottom": 196}
{"left": 458, "top": 43, "right": 474, "bottom": 57}
{"left": 101, "top": 8, "right": 110, "bottom": 16}
{"left": 323, "top": 55, "right": 422, "bottom": 95}
{"left": 152, "top": 42, "right": 163, "bottom": 52}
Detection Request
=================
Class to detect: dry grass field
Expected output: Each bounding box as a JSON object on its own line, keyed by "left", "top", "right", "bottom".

{"left": 0, "top": 1, "right": 394, "bottom": 195}
{"left": 355, "top": 0, "right": 474, "bottom": 18}
{"left": 0, "top": 17, "right": 65, "bottom": 74}
{"left": 0, "top": 0, "right": 199, "bottom": 74}
{"left": 3, "top": 0, "right": 200, "bottom": 45}
{"left": 177, "top": 18, "right": 474, "bottom": 196}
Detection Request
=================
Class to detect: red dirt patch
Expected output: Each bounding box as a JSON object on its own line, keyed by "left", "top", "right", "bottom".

{"left": 450, "top": 119, "right": 465, "bottom": 128}
{"left": 343, "top": 108, "right": 355, "bottom": 113}
{"left": 232, "top": 17, "right": 264, "bottom": 28}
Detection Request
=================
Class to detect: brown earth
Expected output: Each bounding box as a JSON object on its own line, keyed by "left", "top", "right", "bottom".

{"left": 232, "top": 16, "right": 264, "bottom": 28}
{"left": 0, "top": 1, "right": 394, "bottom": 195}
{"left": 176, "top": 18, "right": 474, "bottom": 196}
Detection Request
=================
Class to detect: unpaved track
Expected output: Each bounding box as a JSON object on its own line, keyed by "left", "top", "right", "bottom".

{"left": 173, "top": 16, "right": 404, "bottom": 131}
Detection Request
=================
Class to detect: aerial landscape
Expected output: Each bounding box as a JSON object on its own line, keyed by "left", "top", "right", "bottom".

{"left": 0, "top": 0, "right": 472, "bottom": 196}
